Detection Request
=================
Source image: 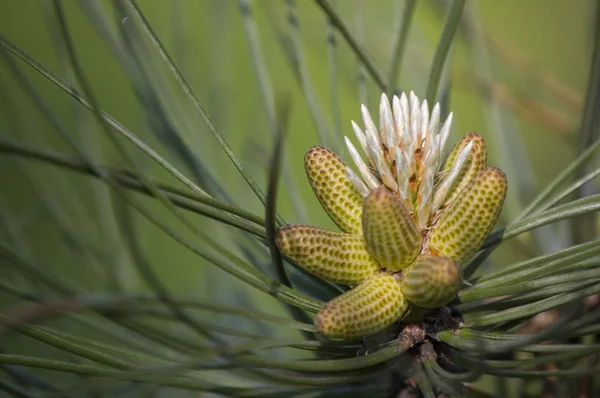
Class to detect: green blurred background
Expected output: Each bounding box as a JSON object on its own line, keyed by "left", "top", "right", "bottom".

{"left": 0, "top": 0, "right": 596, "bottom": 395}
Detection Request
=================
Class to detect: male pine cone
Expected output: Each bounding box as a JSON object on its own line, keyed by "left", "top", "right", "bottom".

{"left": 276, "top": 92, "right": 507, "bottom": 340}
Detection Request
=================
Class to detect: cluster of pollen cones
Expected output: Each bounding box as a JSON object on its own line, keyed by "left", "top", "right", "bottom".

{"left": 276, "top": 92, "right": 507, "bottom": 340}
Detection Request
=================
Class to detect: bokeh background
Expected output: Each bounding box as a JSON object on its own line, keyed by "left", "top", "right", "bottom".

{"left": 0, "top": 1, "right": 597, "bottom": 396}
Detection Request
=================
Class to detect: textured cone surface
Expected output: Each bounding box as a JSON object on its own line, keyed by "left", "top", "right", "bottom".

{"left": 401, "top": 255, "right": 462, "bottom": 309}
{"left": 439, "top": 133, "right": 487, "bottom": 205}
{"left": 305, "top": 146, "right": 364, "bottom": 234}
{"left": 428, "top": 167, "right": 507, "bottom": 264}
{"left": 276, "top": 225, "right": 379, "bottom": 285}
{"left": 316, "top": 273, "right": 407, "bottom": 340}
{"left": 362, "top": 186, "right": 422, "bottom": 272}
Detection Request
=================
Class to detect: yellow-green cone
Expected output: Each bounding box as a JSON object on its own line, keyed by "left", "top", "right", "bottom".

{"left": 362, "top": 186, "right": 422, "bottom": 272}
{"left": 304, "top": 146, "right": 364, "bottom": 235}
{"left": 439, "top": 133, "right": 487, "bottom": 206}
{"left": 401, "top": 255, "right": 462, "bottom": 309}
{"left": 428, "top": 167, "right": 507, "bottom": 264}
{"left": 316, "top": 273, "right": 407, "bottom": 340}
{"left": 275, "top": 225, "right": 379, "bottom": 285}
{"left": 278, "top": 96, "right": 508, "bottom": 340}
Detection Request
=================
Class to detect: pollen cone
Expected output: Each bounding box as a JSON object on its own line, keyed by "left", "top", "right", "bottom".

{"left": 316, "top": 273, "right": 408, "bottom": 340}
{"left": 276, "top": 225, "right": 378, "bottom": 285}
{"left": 305, "top": 146, "right": 364, "bottom": 234}
{"left": 428, "top": 167, "right": 507, "bottom": 264}
{"left": 401, "top": 255, "right": 462, "bottom": 309}
{"left": 362, "top": 186, "right": 422, "bottom": 272}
